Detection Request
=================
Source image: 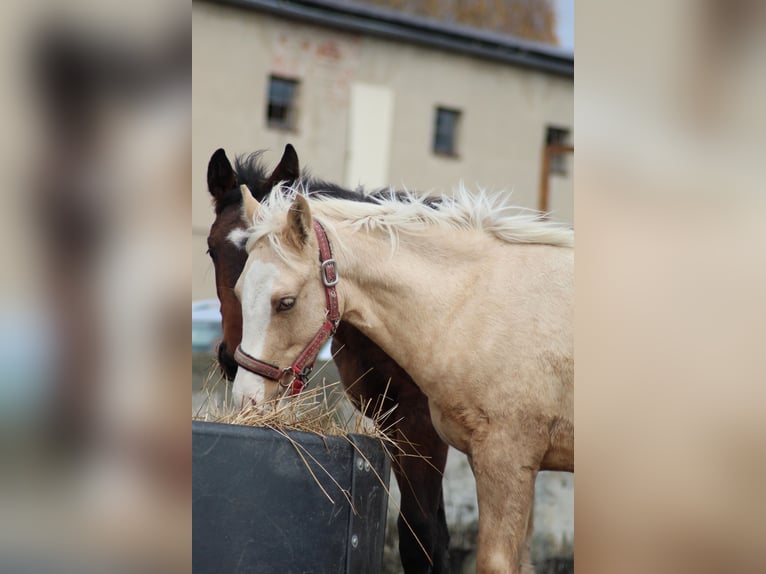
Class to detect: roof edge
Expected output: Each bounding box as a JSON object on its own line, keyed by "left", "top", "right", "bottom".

{"left": 205, "top": 0, "right": 574, "bottom": 76}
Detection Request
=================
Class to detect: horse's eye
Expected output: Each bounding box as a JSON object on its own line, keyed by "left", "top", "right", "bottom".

{"left": 276, "top": 297, "right": 296, "bottom": 313}
{"left": 207, "top": 247, "right": 217, "bottom": 261}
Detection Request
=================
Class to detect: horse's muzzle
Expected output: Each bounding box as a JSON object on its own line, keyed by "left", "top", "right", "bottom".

{"left": 217, "top": 341, "right": 239, "bottom": 381}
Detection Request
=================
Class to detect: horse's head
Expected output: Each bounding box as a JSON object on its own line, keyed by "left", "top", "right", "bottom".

{"left": 232, "top": 193, "right": 334, "bottom": 408}
{"left": 206, "top": 145, "right": 299, "bottom": 380}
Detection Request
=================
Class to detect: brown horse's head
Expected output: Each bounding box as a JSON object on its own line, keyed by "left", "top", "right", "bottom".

{"left": 206, "top": 145, "right": 299, "bottom": 380}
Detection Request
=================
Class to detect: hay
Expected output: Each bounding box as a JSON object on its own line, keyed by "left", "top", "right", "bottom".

{"left": 193, "top": 357, "right": 397, "bottom": 438}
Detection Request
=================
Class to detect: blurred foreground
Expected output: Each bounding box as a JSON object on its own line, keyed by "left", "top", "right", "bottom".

{"left": 0, "top": 1, "right": 190, "bottom": 572}
{"left": 577, "top": 1, "right": 766, "bottom": 573}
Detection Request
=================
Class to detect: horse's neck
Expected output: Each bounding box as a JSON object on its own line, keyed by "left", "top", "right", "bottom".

{"left": 333, "top": 222, "right": 572, "bottom": 389}
{"left": 335, "top": 226, "right": 490, "bottom": 375}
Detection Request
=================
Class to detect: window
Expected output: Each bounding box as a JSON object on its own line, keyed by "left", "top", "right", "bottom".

{"left": 266, "top": 76, "right": 298, "bottom": 130}
{"left": 433, "top": 107, "right": 461, "bottom": 157}
{"left": 546, "top": 126, "right": 571, "bottom": 176}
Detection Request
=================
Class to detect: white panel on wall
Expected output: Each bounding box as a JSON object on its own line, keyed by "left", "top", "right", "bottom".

{"left": 345, "top": 83, "right": 394, "bottom": 189}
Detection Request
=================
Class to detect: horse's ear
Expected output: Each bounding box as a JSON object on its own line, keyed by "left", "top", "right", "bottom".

{"left": 241, "top": 184, "right": 260, "bottom": 224}
{"left": 207, "top": 148, "right": 237, "bottom": 201}
{"left": 265, "top": 144, "right": 300, "bottom": 192}
{"left": 285, "top": 194, "right": 312, "bottom": 251}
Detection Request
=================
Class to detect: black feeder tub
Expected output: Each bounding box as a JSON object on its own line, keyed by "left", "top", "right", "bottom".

{"left": 192, "top": 421, "right": 392, "bottom": 574}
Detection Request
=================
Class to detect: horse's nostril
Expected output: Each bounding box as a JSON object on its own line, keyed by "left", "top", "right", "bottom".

{"left": 217, "top": 343, "right": 239, "bottom": 381}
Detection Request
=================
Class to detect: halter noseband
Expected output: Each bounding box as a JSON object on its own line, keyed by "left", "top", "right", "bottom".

{"left": 234, "top": 220, "right": 340, "bottom": 397}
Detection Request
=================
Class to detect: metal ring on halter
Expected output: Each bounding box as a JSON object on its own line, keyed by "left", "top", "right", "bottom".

{"left": 278, "top": 365, "right": 312, "bottom": 390}
{"left": 277, "top": 369, "right": 295, "bottom": 389}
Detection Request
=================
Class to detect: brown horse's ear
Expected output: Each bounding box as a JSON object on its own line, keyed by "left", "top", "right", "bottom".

{"left": 284, "top": 194, "right": 312, "bottom": 251}
{"left": 207, "top": 148, "right": 237, "bottom": 202}
{"left": 241, "top": 185, "right": 260, "bottom": 224}
{"left": 265, "top": 144, "right": 300, "bottom": 192}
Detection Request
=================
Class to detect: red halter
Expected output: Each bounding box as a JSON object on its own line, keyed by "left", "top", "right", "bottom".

{"left": 234, "top": 220, "right": 340, "bottom": 396}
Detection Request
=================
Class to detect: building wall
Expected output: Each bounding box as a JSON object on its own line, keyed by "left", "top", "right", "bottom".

{"left": 193, "top": 2, "right": 573, "bottom": 299}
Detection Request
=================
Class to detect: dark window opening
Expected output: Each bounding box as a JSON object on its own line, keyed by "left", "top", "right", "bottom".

{"left": 267, "top": 76, "right": 298, "bottom": 130}
{"left": 546, "top": 126, "right": 571, "bottom": 176}
{"left": 433, "top": 107, "right": 461, "bottom": 157}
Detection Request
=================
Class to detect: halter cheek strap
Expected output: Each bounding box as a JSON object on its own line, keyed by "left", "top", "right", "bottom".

{"left": 234, "top": 220, "right": 340, "bottom": 397}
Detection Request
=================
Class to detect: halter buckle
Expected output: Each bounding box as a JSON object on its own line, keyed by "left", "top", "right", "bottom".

{"left": 320, "top": 259, "right": 339, "bottom": 287}
{"left": 295, "top": 364, "right": 313, "bottom": 379}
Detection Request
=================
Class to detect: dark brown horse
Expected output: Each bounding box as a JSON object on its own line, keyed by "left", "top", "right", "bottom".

{"left": 205, "top": 145, "right": 451, "bottom": 574}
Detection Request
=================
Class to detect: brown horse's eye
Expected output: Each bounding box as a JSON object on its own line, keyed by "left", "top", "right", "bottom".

{"left": 206, "top": 247, "right": 217, "bottom": 261}
{"left": 276, "top": 297, "right": 296, "bottom": 313}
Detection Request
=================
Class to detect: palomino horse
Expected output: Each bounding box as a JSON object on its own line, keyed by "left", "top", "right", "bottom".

{"left": 232, "top": 187, "right": 574, "bottom": 574}
{"left": 205, "top": 146, "right": 451, "bottom": 573}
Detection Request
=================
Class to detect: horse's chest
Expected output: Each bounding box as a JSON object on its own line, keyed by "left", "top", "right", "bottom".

{"left": 427, "top": 399, "right": 484, "bottom": 455}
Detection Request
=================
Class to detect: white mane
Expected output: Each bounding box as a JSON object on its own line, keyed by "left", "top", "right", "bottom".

{"left": 243, "top": 183, "right": 573, "bottom": 256}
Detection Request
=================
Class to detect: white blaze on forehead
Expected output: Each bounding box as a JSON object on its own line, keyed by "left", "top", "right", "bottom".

{"left": 227, "top": 228, "right": 249, "bottom": 249}
{"left": 231, "top": 259, "right": 279, "bottom": 406}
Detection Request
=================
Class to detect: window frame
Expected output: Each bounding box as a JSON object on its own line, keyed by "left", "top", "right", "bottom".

{"left": 432, "top": 106, "right": 462, "bottom": 158}
{"left": 266, "top": 75, "right": 299, "bottom": 132}
{"left": 545, "top": 126, "right": 571, "bottom": 177}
